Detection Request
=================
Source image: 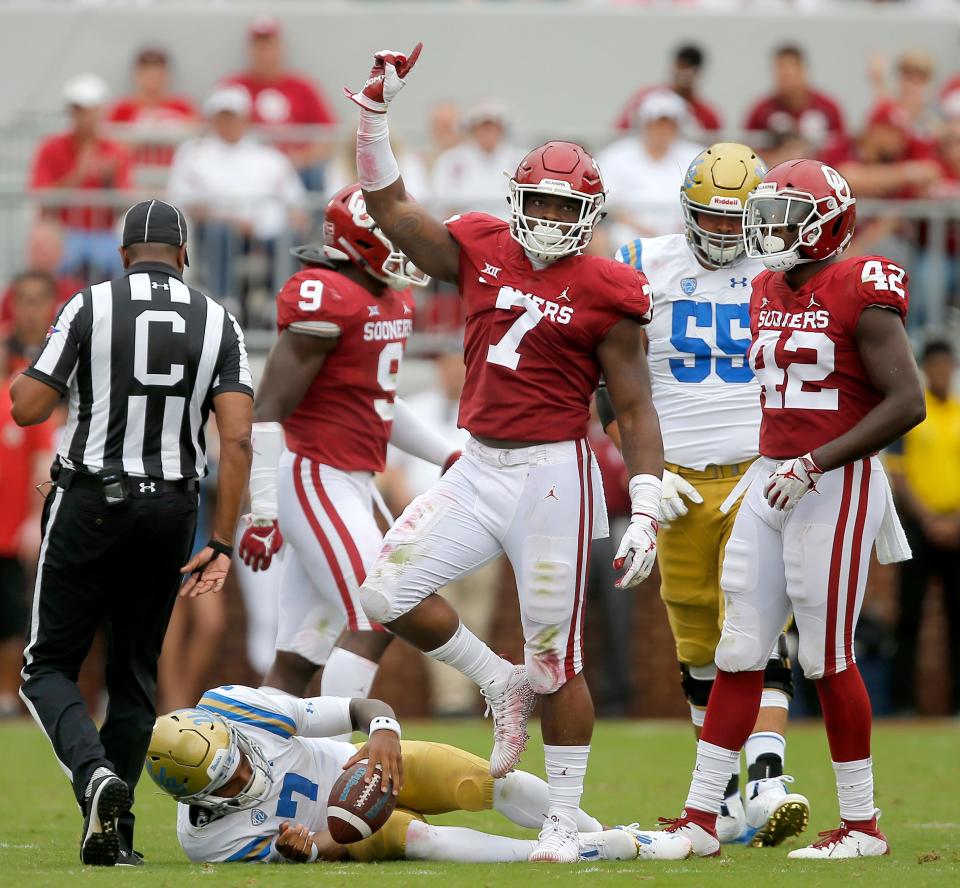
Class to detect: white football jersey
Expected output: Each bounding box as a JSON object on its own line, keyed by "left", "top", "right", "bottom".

{"left": 616, "top": 234, "right": 763, "bottom": 469}
{"left": 175, "top": 685, "right": 358, "bottom": 863}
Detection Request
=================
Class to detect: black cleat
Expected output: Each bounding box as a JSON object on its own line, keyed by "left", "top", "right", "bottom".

{"left": 80, "top": 774, "right": 131, "bottom": 866}
{"left": 115, "top": 849, "right": 144, "bottom": 867}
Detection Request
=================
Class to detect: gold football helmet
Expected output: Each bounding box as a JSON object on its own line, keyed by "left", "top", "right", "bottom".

{"left": 145, "top": 708, "right": 274, "bottom": 814}
{"left": 681, "top": 142, "right": 767, "bottom": 268}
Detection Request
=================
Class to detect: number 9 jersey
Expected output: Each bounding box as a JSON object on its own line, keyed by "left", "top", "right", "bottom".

{"left": 749, "top": 254, "right": 910, "bottom": 459}
{"left": 277, "top": 267, "right": 414, "bottom": 472}
{"left": 445, "top": 212, "right": 652, "bottom": 442}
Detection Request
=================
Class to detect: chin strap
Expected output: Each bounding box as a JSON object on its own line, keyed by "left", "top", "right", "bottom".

{"left": 390, "top": 397, "right": 459, "bottom": 467}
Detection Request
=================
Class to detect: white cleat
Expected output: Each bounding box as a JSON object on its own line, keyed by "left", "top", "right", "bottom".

{"left": 529, "top": 813, "right": 580, "bottom": 863}
{"left": 610, "top": 823, "right": 692, "bottom": 860}
{"left": 746, "top": 776, "right": 810, "bottom": 847}
{"left": 579, "top": 828, "right": 641, "bottom": 862}
{"left": 717, "top": 792, "right": 748, "bottom": 843}
{"left": 482, "top": 664, "right": 536, "bottom": 778}
{"left": 787, "top": 813, "right": 889, "bottom": 859}
{"left": 658, "top": 812, "right": 721, "bottom": 858}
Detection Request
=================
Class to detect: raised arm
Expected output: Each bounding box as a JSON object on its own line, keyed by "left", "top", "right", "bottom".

{"left": 346, "top": 44, "right": 460, "bottom": 282}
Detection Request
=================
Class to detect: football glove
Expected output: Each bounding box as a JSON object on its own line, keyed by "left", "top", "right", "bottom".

{"left": 614, "top": 473, "right": 662, "bottom": 588}
{"left": 764, "top": 453, "right": 824, "bottom": 512}
{"left": 238, "top": 515, "right": 284, "bottom": 571}
{"left": 660, "top": 469, "right": 703, "bottom": 525}
{"left": 344, "top": 43, "right": 423, "bottom": 113}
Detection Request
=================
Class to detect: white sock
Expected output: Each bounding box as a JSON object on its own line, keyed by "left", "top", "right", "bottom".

{"left": 405, "top": 821, "right": 536, "bottom": 862}
{"left": 426, "top": 623, "right": 514, "bottom": 694}
{"left": 319, "top": 648, "right": 379, "bottom": 740}
{"left": 543, "top": 744, "right": 590, "bottom": 822}
{"left": 833, "top": 757, "right": 876, "bottom": 822}
{"left": 745, "top": 731, "right": 786, "bottom": 798}
{"left": 685, "top": 740, "right": 740, "bottom": 815}
{"left": 493, "top": 769, "right": 603, "bottom": 832}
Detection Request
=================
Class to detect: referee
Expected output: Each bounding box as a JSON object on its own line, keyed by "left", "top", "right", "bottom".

{"left": 10, "top": 200, "right": 253, "bottom": 867}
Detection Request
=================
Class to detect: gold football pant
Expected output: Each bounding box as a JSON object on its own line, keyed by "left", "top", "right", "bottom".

{"left": 347, "top": 740, "right": 494, "bottom": 862}
{"left": 657, "top": 461, "right": 754, "bottom": 668}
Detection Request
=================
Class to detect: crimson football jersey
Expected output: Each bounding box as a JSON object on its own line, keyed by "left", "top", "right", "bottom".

{"left": 445, "top": 213, "right": 652, "bottom": 441}
{"left": 277, "top": 268, "right": 414, "bottom": 472}
{"left": 749, "top": 254, "right": 909, "bottom": 459}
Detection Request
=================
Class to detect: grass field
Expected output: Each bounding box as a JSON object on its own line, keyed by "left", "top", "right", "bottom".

{"left": 2, "top": 717, "right": 958, "bottom": 887}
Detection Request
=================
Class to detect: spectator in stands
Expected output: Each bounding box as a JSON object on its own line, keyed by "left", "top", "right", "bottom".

{"left": 431, "top": 99, "right": 522, "bottom": 220}
{"left": 224, "top": 15, "right": 336, "bottom": 191}
{"left": 614, "top": 43, "right": 722, "bottom": 138}
{"left": 167, "top": 85, "right": 306, "bottom": 319}
{"left": 869, "top": 49, "right": 940, "bottom": 148}
{"left": 597, "top": 89, "right": 703, "bottom": 239}
{"left": 743, "top": 44, "right": 845, "bottom": 153}
{"left": 4, "top": 272, "right": 57, "bottom": 375}
{"left": 30, "top": 74, "right": 132, "bottom": 281}
{"left": 0, "top": 340, "right": 55, "bottom": 718}
{"left": 887, "top": 341, "right": 960, "bottom": 716}
{"left": 383, "top": 351, "right": 499, "bottom": 716}
{"left": 0, "top": 221, "right": 83, "bottom": 326}
{"left": 107, "top": 46, "right": 198, "bottom": 169}
{"left": 425, "top": 101, "right": 463, "bottom": 169}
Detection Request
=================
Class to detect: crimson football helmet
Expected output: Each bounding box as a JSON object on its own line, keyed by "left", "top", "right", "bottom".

{"left": 293, "top": 183, "right": 429, "bottom": 289}
{"left": 508, "top": 141, "right": 606, "bottom": 262}
{"left": 743, "top": 159, "right": 856, "bottom": 272}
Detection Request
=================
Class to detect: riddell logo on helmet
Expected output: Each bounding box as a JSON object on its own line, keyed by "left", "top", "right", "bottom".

{"left": 710, "top": 196, "right": 742, "bottom": 208}
{"left": 538, "top": 178, "right": 573, "bottom": 191}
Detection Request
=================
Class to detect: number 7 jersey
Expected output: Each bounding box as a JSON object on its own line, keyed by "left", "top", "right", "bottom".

{"left": 277, "top": 268, "right": 414, "bottom": 472}
{"left": 445, "top": 212, "right": 652, "bottom": 441}
{"left": 749, "top": 254, "right": 909, "bottom": 459}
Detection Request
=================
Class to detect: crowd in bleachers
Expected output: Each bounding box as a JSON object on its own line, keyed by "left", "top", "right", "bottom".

{"left": 1, "top": 14, "right": 958, "bottom": 720}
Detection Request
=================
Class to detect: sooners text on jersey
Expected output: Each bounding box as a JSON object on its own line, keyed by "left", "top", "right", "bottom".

{"left": 749, "top": 254, "right": 909, "bottom": 459}
{"left": 445, "top": 212, "right": 652, "bottom": 441}
{"left": 277, "top": 268, "right": 414, "bottom": 471}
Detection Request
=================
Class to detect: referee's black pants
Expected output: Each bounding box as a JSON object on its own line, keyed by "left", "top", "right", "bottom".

{"left": 20, "top": 481, "right": 197, "bottom": 851}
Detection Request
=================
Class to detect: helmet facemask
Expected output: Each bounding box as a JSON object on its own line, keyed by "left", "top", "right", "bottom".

{"left": 508, "top": 179, "right": 604, "bottom": 263}
{"left": 327, "top": 227, "right": 430, "bottom": 291}
{"left": 681, "top": 195, "right": 746, "bottom": 268}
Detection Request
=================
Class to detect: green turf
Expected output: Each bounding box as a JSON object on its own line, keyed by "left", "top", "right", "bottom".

{"left": 1, "top": 718, "right": 957, "bottom": 887}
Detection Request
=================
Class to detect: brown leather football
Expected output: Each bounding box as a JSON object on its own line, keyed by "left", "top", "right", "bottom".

{"left": 327, "top": 761, "right": 398, "bottom": 844}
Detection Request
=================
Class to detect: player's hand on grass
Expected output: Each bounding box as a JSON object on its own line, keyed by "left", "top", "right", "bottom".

{"left": 345, "top": 732, "right": 403, "bottom": 796}
{"left": 764, "top": 453, "right": 823, "bottom": 512}
{"left": 660, "top": 469, "right": 703, "bottom": 525}
{"left": 179, "top": 550, "right": 231, "bottom": 597}
{"left": 613, "top": 513, "right": 659, "bottom": 588}
{"left": 276, "top": 822, "right": 318, "bottom": 863}
{"left": 344, "top": 43, "right": 423, "bottom": 113}
{"left": 238, "top": 514, "right": 284, "bottom": 571}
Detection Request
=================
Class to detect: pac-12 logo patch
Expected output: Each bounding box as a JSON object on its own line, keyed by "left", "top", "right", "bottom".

{"left": 680, "top": 277, "right": 697, "bottom": 296}
{"left": 251, "top": 809, "right": 267, "bottom": 826}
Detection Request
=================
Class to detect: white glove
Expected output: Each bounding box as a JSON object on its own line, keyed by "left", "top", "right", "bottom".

{"left": 764, "top": 453, "right": 824, "bottom": 512}
{"left": 614, "top": 474, "right": 662, "bottom": 588}
{"left": 344, "top": 44, "right": 423, "bottom": 113}
{"left": 660, "top": 469, "right": 703, "bottom": 525}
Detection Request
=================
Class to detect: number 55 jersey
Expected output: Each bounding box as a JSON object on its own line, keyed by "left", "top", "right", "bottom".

{"left": 749, "top": 255, "right": 909, "bottom": 460}
{"left": 616, "top": 233, "right": 764, "bottom": 470}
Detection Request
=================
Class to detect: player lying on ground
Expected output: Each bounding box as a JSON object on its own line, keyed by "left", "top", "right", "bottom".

{"left": 601, "top": 143, "right": 809, "bottom": 847}
{"left": 660, "top": 159, "right": 925, "bottom": 859}
{"left": 145, "top": 684, "right": 692, "bottom": 863}
{"left": 345, "top": 43, "right": 664, "bottom": 865}
{"left": 237, "top": 183, "right": 461, "bottom": 709}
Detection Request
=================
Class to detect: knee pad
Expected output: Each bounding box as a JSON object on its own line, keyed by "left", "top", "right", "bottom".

{"left": 358, "top": 579, "right": 396, "bottom": 625}
{"left": 797, "top": 642, "right": 826, "bottom": 681}
{"left": 715, "top": 627, "right": 770, "bottom": 674}
{"left": 680, "top": 662, "right": 716, "bottom": 708}
{"left": 762, "top": 634, "right": 794, "bottom": 698}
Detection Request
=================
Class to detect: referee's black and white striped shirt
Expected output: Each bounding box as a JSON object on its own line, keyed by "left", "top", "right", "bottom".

{"left": 23, "top": 262, "right": 253, "bottom": 480}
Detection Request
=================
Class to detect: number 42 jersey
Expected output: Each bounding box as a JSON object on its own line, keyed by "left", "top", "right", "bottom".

{"left": 749, "top": 254, "right": 910, "bottom": 460}
{"left": 616, "top": 234, "right": 764, "bottom": 470}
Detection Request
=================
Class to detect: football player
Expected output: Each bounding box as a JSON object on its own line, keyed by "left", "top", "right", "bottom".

{"left": 601, "top": 143, "right": 809, "bottom": 847}
{"left": 146, "top": 686, "right": 692, "bottom": 864}
{"left": 660, "top": 160, "right": 925, "bottom": 859}
{"left": 237, "top": 183, "right": 461, "bottom": 705}
{"left": 344, "top": 45, "right": 665, "bottom": 863}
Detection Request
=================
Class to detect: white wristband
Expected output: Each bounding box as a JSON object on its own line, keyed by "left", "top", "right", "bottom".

{"left": 369, "top": 716, "right": 401, "bottom": 739}
{"left": 249, "top": 422, "right": 285, "bottom": 519}
{"left": 357, "top": 108, "right": 400, "bottom": 191}
{"left": 628, "top": 473, "right": 662, "bottom": 522}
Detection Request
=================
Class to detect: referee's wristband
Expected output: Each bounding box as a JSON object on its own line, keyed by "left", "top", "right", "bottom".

{"left": 369, "top": 716, "right": 401, "bottom": 739}
{"left": 207, "top": 539, "right": 234, "bottom": 559}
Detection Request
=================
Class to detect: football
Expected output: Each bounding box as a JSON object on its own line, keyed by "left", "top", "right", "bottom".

{"left": 327, "top": 760, "right": 398, "bottom": 844}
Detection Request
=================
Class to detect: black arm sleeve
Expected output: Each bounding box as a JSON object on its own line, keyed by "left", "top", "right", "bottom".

{"left": 595, "top": 378, "right": 618, "bottom": 429}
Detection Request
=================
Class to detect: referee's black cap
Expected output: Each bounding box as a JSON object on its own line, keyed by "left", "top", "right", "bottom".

{"left": 121, "top": 199, "right": 189, "bottom": 265}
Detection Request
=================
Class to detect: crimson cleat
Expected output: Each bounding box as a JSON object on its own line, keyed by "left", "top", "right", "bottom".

{"left": 787, "top": 814, "right": 888, "bottom": 859}
{"left": 658, "top": 810, "right": 721, "bottom": 858}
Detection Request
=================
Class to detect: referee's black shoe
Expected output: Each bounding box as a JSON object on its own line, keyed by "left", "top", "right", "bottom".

{"left": 80, "top": 770, "right": 131, "bottom": 866}
{"left": 115, "top": 849, "right": 145, "bottom": 867}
